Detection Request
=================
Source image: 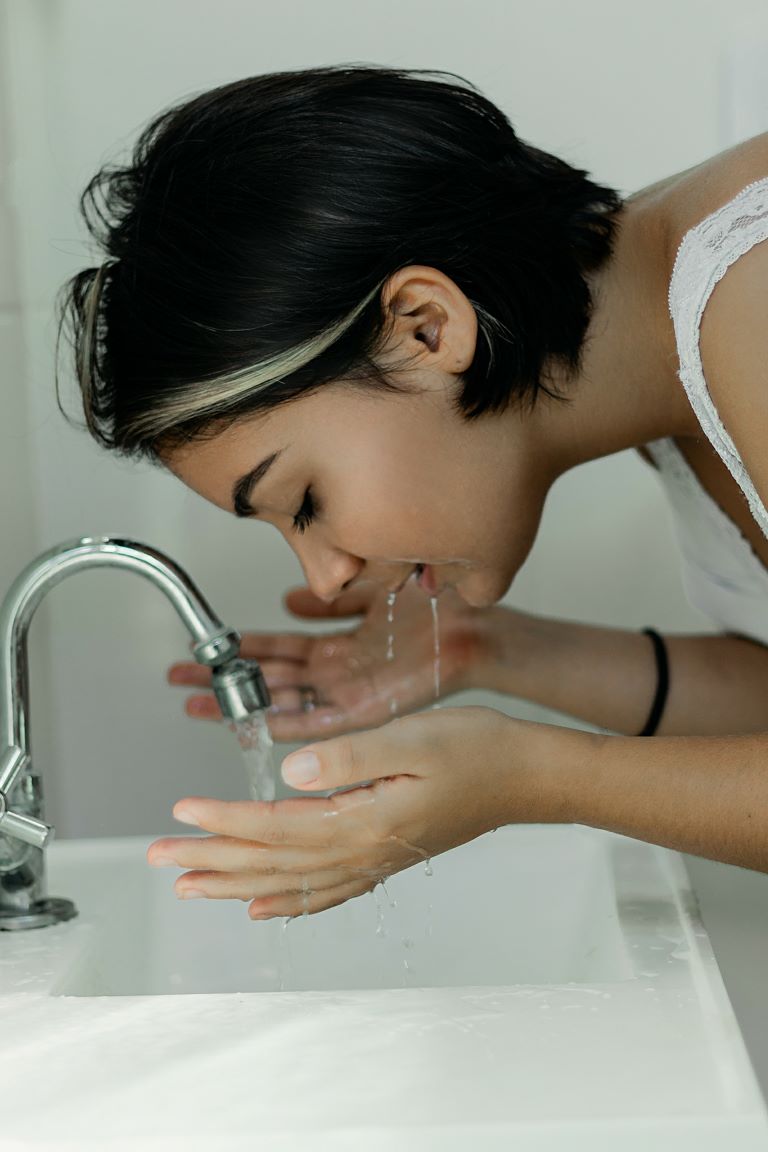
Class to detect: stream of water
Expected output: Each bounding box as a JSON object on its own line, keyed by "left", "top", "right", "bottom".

{"left": 235, "top": 588, "right": 442, "bottom": 989}
{"left": 234, "top": 712, "right": 277, "bottom": 802}
{"left": 378, "top": 590, "right": 441, "bottom": 982}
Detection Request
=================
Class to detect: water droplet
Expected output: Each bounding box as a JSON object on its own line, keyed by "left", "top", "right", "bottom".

{"left": 390, "top": 834, "right": 430, "bottom": 862}
{"left": 430, "top": 595, "right": 441, "bottom": 705}
{"left": 386, "top": 591, "right": 396, "bottom": 661}
{"left": 380, "top": 879, "right": 397, "bottom": 909}
{"left": 371, "top": 885, "right": 387, "bottom": 937}
{"left": 278, "top": 916, "right": 291, "bottom": 991}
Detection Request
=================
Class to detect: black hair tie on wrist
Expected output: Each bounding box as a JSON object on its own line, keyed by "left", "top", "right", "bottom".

{"left": 637, "top": 628, "right": 669, "bottom": 737}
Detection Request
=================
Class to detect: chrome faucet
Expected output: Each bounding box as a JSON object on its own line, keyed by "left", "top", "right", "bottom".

{"left": 0, "top": 536, "right": 270, "bottom": 931}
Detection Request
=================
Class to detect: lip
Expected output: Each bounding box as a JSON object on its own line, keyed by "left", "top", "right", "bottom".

{"left": 387, "top": 562, "right": 447, "bottom": 597}
{"left": 387, "top": 565, "right": 420, "bottom": 596}
{"left": 418, "top": 564, "right": 439, "bottom": 595}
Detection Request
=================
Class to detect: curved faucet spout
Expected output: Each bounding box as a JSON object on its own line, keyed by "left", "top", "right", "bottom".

{"left": 0, "top": 536, "right": 270, "bottom": 928}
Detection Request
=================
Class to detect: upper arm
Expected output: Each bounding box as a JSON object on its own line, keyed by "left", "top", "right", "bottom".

{"left": 698, "top": 237, "right": 768, "bottom": 510}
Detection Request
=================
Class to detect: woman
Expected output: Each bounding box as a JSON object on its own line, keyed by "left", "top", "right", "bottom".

{"left": 58, "top": 65, "right": 768, "bottom": 919}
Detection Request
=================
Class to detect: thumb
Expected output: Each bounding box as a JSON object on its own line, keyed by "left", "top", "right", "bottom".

{"left": 281, "top": 726, "right": 395, "bottom": 791}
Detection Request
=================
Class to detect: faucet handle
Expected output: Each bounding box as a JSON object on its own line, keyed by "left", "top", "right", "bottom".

{"left": 0, "top": 747, "right": 53, "bottom": 848}
{"left": 0, "top": 796, "right": 53, "bottom": 848}
{"left": 0, "top": 745, "right": 29, "bottom": 795}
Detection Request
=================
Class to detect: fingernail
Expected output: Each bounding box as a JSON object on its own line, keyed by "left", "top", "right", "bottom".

{"left": 177, "top": 888, "right": 205, "bottom": 899}
{"left": 282, "top": 751, "right": 320, "bottom": 786}
{"left": 174, "top": 808, "right": 199, "bottom": 826}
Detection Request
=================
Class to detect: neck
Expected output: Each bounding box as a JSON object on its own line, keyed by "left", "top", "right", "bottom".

{"left": 533, "top": 189, "right": 699, "bottom": 482}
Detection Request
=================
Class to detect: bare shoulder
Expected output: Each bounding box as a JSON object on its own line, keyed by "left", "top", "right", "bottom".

{"left": 654, "top": 130, "right": 768, "bottom": 245}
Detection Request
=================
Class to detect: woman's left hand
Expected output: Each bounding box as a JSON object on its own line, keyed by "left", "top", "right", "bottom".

{"left": 147, "top": 706, "right": 575, "bottom": 917}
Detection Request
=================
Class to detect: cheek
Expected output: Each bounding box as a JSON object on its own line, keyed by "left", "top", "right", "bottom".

{"left": 326, "top": 447, "right": 545, "bottom": 569}
{"left": 328, "top": 464, "right": 432, "bottom": 543}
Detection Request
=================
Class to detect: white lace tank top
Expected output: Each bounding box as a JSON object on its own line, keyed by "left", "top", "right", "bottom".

{"left": 645, "top": 175, "right": 768, "bottom": 644}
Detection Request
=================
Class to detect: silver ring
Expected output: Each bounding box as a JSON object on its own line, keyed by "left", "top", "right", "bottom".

{"left": 298, "top": 685, "right": 318, "bottom": 712}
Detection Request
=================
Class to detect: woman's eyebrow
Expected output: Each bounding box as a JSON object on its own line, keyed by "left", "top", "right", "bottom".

{"left": 231, "top": 448, "right": 285, "bottom": 517}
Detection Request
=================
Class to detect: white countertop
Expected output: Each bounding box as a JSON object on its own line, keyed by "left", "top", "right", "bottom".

{"left": 0, "top": 828, "right": 766, "bottom": 1151}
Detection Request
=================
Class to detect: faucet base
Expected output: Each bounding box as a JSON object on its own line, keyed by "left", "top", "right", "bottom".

{"left": 0, "top": 897, "right": 78, "bottom": 931}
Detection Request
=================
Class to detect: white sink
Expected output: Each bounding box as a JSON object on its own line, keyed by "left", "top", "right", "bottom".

{"left": 40, "top": 824, "right": 631, "bottom": 996}
{"left": 0, "top": 822, "right": 751, "bottom": 996}
{"left": 2, "top": 824, "right": 767, "bottom": 1150}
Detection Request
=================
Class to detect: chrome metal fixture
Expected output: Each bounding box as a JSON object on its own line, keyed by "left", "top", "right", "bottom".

{"left": 0, "top": 537, "right": 270, "bottom": 931}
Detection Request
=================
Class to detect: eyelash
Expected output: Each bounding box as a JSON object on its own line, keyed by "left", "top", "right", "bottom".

{"left": 292, "top": 487, "right": 317, "bottom": 534}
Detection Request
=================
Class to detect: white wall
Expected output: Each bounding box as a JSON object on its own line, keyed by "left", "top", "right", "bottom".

{"left": 2, "top": 0, "right": 768, "bottom": 1091}
{"left": 0, "top": 3, "right": 54, "bottom": 797}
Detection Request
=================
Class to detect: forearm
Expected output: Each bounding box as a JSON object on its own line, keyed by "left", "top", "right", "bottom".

{"left": 530, "top": 720, "right": 768, "bottom": 872}
{"left": 474, "top": 609, "right": 768, "bottom": 737}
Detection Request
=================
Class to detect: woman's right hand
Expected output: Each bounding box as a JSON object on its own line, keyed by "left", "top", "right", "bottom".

{"left": 167, "top": 580, "right": 512, "bottom": 741}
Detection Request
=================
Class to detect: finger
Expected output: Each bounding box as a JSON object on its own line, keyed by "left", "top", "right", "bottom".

{"left": 267, "top": 685, "right": 323, "bottom": 711}
{"left": 171, "top": 658, "right": 316, "bottom": 700}
{"left": 183, "top": 681, "right": 329, "bottom": 720}
{"left": 183, "top": 690, "right": 353, "bottom": 732}
{"left": 237, "top": 632, "right": 313, "bottom": 663}
{"left": 171, "top": 794, "right": 359, "bottom": 848}
{"left": 173, "top": 866, "right": 353, "bottom": 902}
{"left": 168, "top": 662, "right": 213, "bottom": 687}
{"left": 281, "top": 720, "right": 420, "bottom": 791}
{"left": 267, "top": 684, "right": 343, "bottom": 712}
{"left": 249, "top": 875, "right": 376, "bottom": 918}
{"left": 181, "top": 693, "right": 360, "bottom": 734}
{"left": 184, "top": 694, "right": 223, "bottom": 720}
{"left": 148, "top": 834, "right": 345, "bottom": 876}
{"left": 283, "top": 585, "right": 375, "bottom": 619}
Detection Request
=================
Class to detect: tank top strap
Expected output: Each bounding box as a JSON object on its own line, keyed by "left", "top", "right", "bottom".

{"left": 667, "top": 174, "right": 768, "bottom": 539}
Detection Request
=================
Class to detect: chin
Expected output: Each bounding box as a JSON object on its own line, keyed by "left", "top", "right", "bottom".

{"left": 455, "top": 573, "right": 509, "bottom": 609}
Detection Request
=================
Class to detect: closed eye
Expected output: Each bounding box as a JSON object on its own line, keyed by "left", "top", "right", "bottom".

{"left": 292, "top": 487, "right": 317, "bottom": 534}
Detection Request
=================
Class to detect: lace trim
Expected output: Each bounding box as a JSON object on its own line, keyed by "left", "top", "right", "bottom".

{"left": 646, "top": 437, "right": 768, "bottom": 589}
{"left": 668, "top": 175, "right": 768, "bottom": 540}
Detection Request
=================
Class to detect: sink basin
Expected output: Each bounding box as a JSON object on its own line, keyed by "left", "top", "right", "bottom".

{"left": 37, "top": 824, "right": 633, "bottom": 996}
{"left": 3, "top": 823, "right": 768, "bottom": 1148}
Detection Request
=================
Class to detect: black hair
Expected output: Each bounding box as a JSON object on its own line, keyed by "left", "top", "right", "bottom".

{"left": 55, "top": 63, "right": 624, "bottom": 458}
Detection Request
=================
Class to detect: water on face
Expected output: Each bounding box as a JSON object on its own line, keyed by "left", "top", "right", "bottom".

{"left": 233, "top": 712, "right": 277, "bottom": 802}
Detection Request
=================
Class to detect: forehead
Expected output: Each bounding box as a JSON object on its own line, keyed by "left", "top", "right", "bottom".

{"left": 164, "top": 409, "right": 281, "bottom": 508}
{"left": 162, "top": 384, "right": 391, "bottom": 507}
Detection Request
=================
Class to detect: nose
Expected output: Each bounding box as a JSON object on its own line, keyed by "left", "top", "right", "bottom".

{"left": 294, "top": 540, "right": 364, "bottom": 603}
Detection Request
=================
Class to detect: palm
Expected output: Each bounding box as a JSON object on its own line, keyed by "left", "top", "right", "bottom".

{"left": 300, "top": 581, "right": 470, "bottom": 714}
{"left": 168, "top": 580, "right": 486, "bottom": 740}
